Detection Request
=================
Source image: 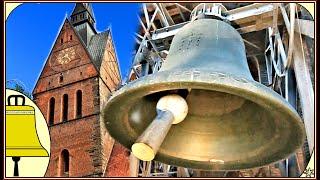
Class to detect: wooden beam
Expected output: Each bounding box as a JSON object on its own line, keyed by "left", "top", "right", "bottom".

{"left": 154, "top": 3, "right": 170, "bottom": 27}
{"left": 251, "top": 56, "right": 262, "bottom": 83}
{"left": 233, "top": 10, "right": 274, "bottom": 25}
{"left": 227, "top": 3, "right": 275, "bottom": 24}
{"left": 295, "top": 19, "right": 314, "bottom": 38}
{"left": 243, "top": 39, "right": 262, "bottom": 51}
{"left": 163, "top": 164, "right": 168, "bottom": 174}
{"left": 141, "top": 161, "right": 151, "bottom": 177}
{"left": 280, "top": 4, "right": 291, "bottom": 32}
{"left": 292, "top": 32, "right": 314, "bottom": 153}
{"left": 176, "top": 5, "right": 186, "bottom": 21}
{"left": 237, "top": 17, "right": 283, "bottom": 34}
{"left": 177, "top": 167, "right": 190, "bottom": 177}
{"left": 271, "top": 3, "right": 280, "bottom": 35}
{"left": 129, "top": 153, "right": 139, "bottom": 177}
{"left": 159, "top": 3, "right": 175, "bottom": 25}
{"left": 143, "top": 3, "right": 150, "bottom": 28}
{"left": 227, "top": 3, "right": 269, "bottom": 15}
{"left": 174, "top": 3, "right": 192, "bottom": 12}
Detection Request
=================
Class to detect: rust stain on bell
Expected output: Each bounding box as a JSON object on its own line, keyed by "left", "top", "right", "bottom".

{"left": 103, "top": 19, "right": 305, "bottom": 170}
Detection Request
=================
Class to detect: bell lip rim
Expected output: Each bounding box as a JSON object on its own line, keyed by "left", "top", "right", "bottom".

{"left": 103, "top": 70, "right": 306, "bottom": 170}
{"left": 153, "top": 150, "right": 302, "bottom": 171}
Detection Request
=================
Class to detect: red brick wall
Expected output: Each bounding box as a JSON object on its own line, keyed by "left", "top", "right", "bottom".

{"left": 104, "top": 142, "right": 130, "bottom": 177}
{"left": 34, "top": 77, "right": 103, "bottom": 177}
{"left": 34, "top": 63, "right": 98, "bottom": 95}
{"left": 34, "top": 78, "right": 100, "bottom": 125}
{"left": 45, "top": 116, "right": 98, "bottom": 177}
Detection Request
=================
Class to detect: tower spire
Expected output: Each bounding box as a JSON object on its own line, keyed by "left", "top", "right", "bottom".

{"left": 70, "top": 3, "right": 95, "bottom": 26}
{"left": 70, "top": 3, "right": 97, "bottom": 46}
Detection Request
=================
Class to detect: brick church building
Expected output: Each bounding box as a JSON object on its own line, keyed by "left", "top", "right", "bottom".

{"left": 32, "top": 3, "right": 130, "bottom": 177}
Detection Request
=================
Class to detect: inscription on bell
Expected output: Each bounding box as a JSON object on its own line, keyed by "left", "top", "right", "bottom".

{"left": 208, "top": 72, "right": 249, "bottom": 84}
{"left": 171, "top": 70, "right": 250, "bottom": 84}
{"left": 178, "top": 32, "right": 203, "bottom": 52}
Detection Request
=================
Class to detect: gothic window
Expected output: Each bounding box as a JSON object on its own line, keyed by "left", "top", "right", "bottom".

{"left": 62, "top": 94, "right": 68, "bottom": 122}
{"left": 60, "top": 149, "right": 70, "bottom": 176}
{"left": 70, "top": 35, "right": 72, "bottom": 41}
{"left": 76, "top": 90, "right": 82, "bottom": 118}
{"left": 49, "top": 97, "right": 55, "bottom": 125}
{"left": 61, "top": 38, "right": 63, "bottom": 44}
{"left": 59, "top": 74, "right": 63, "bottom": 83}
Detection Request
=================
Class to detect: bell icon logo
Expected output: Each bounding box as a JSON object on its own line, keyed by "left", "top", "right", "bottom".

{"left": 5, "top": 89, "right": 50, "bottom": 177}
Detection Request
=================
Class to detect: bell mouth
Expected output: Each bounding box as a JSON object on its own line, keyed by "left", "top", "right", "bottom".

{"left": 103, "top": 70, "right": 306, "bottom": 170}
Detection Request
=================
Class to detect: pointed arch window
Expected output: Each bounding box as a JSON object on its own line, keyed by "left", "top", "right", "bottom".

{"left": 76, "top": 90, "right": 82, "bottom": 118}
{"left": 62, "top": 94, "right": 68, "bottom": 122}
{"left": 60, "top": 149, "right": 70, "bottom": 176}
{"left": 59, "top": 74, "right": 63, "bottom": 83}
{"left": 49, "top": 97, "right": 55, "bottom": 125}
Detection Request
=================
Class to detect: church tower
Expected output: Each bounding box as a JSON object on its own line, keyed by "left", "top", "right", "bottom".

{"left": 70, "top": 3, "right": 96, "bottom": 46}
{"left": 33, "top": 3, "right": 129, "bottom": 177}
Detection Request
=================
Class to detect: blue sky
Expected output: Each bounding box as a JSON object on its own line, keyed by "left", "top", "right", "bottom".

{"left": 6, "top": 3, "right": 141, "bottom": 92}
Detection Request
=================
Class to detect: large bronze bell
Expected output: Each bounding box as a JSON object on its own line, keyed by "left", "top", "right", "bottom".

{"left": 103, "top": 19, "right": 305, "bottom": 170}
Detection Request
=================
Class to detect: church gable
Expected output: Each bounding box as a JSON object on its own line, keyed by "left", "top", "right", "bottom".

{"left": 105, "top": 34, "right": 121, "bottom": 84}
{"left": 33, "top": 19, "right": 98, "bottom": 94}
{"left": 42, "top": 19, "right": 96, "bottom": 76}
{"left": 98, "top": 33, "right": 122, "bottom": 91}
